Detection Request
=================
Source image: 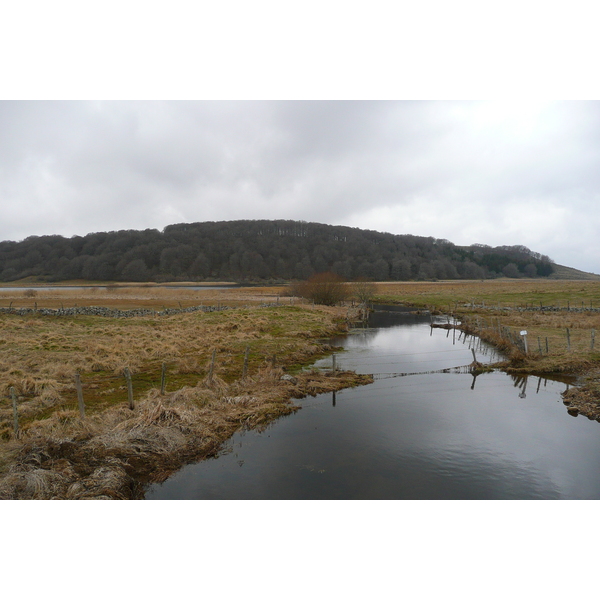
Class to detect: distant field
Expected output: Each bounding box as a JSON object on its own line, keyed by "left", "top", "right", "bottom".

{"left": 0, "top": 283, "right": 287, "bottom": 311}
{"left": 374, "top": 278, "right": 600, "bottom": 311}
{"left": 3, "top": 277, "right": 600, "bottom": 312}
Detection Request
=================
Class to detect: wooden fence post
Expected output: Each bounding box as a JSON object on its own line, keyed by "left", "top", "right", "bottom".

{"left": 208, "top": 350, "right": 216, "bottom": 383}
{"left": 75, "top": 372, "right": 85, "bottom": 418}
{"left": 592, "top": 330, "right": 596, "bottom": 351}
{"left": 243, "top": 346, "right": 250, "bottom": 379}
{"left": 160, "top": 362, "right": 167, "bottom": 395}
{"left": 124, "top": 367, "right": 134, "bottom": 410}
{"left": 521, "top": 332, "right": 529, "bottom": 354}
{"left": 566, "top": 328, "right": 571, "bottom": 352}
{"left": 10, "top": 386, "right": 18, "bottom": 437}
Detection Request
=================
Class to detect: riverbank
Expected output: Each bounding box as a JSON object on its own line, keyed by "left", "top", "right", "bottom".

{"left": 377, "top": 280, "right": 600, "bottom": 423}
{"left": 0, "top": 368, "right": 371, "bottom": 499}
{"left": 0, "top": 302, "right": 372, "bottom": 499}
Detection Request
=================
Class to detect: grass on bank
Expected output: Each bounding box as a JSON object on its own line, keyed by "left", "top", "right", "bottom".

{"left": 0, "top": 304, "right": 349, "bottom": 439}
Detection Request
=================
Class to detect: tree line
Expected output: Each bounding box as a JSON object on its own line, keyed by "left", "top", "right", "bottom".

{"left": 0, "top": 219, "right": 554, "bottom": 283}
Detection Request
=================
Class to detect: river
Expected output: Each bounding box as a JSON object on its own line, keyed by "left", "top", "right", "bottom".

{"left": 146, "top": 308, "right": 600, "bottom": 499}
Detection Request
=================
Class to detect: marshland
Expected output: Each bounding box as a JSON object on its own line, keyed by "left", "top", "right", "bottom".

{"left": 2, "top": 278, "right": 600, "bottom": 499}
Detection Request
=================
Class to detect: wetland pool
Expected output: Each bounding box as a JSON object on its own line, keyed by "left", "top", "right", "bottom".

{"left": 147, "top": 309, "right": 600, "bottom": 500}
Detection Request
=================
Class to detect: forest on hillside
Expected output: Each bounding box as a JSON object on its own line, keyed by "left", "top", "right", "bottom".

{"left": 0, "top": 220, "right": 554, "bottom": 283}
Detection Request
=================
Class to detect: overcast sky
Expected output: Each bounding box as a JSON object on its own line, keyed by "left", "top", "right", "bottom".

{"left": 1, "top": 100, "right": 599, "bottom": 273}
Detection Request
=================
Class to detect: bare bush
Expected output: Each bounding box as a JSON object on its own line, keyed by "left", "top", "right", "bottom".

{"left": 352, "top": 279, "right": 377, "bottom": 306}
{"left": 292, "top": 272, "right": 350, "bottom": 306}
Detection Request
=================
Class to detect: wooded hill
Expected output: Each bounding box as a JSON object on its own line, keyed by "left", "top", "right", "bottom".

{"left": 0, "top": 219, "right": 556, "bottom": 283}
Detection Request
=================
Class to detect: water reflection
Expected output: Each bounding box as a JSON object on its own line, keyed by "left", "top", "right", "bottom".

{"left": 147, "top": 310, "right": 600, "bottom": 500}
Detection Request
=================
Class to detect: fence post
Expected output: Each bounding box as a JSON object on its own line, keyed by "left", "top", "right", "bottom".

{"left": 332, "top": 353, "right": 337, "bottom": 374}
{"left": 243, "top": 346, "right": 250, "bottom": 379}
{"left": 10, "top": 386, "right": 18, "bottom": 437}
{"left": 592, "top": 330, "right": 596, "bottom": 351}
{"left": 566, "top": 328, "right": 571, "bottom": 352}
{"left": 160, "top": 362, "right": 167, "bottom": 395}
{"left": 75, "top": 372, "right": 85, "bottom": 418}
{"left": 521, "top": 331, "right": 528, "bottom": 354}
{"left": 208, "top": 350, "right": 216, "bottom": 383}
{"left": 124, "top": 367, "right": 134, "bottom": 410}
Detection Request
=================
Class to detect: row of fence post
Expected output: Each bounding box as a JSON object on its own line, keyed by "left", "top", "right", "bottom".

{"left": 6, "top": 344, "right": 343, "bottom": 438}
{"left": 463, "top": 315, "right": 596, "bottom": 355}
{"left": 5, "top": 343, "right": 287, "bottom": 436}
{"left": 457, "top": 300, "right": 596, "bottom": 312}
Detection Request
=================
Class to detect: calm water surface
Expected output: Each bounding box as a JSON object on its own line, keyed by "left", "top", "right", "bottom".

{"left": 147, "top": 310, "right": 600, "bottom": 500}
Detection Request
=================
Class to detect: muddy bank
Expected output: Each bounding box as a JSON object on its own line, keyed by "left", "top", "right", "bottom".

{"left": 0, "top": 368, "right": 372, "bottom": 499}
{"left": 561, "top": 366, "right": 600, "bottom": 421}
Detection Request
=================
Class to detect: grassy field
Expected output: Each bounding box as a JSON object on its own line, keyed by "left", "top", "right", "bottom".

{"left": 375, "top": 279, "right": 600, "bottom": 311}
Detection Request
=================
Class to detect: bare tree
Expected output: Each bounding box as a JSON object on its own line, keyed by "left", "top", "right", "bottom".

{"left": 352, "top": 279, "right": 377, "bottom": 306}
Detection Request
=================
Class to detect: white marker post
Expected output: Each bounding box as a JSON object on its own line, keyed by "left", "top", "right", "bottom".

{"left": 520, "top": 330, "right": 528, "bottom": 354}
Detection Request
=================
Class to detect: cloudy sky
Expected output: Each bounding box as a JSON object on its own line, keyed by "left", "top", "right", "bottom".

{"left": 1, "top": 100, "right": 599, "bottom": 273}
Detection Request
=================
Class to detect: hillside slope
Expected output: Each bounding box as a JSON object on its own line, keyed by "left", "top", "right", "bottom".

{"left": 548, "top": 264, "right": 600, "bottom": 280}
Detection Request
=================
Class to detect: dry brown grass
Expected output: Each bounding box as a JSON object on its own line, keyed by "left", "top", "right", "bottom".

{"left": 0, "top": 283, "right": 288, "bottom": 310}
{"left": 0, "top": 290, "right": 371, "bottom": 498}
{"left": 0, "top": 367, "right": 371, "bottom": 499}
{"left": 0, "top": 301, "right": 353, "bottom": 434}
